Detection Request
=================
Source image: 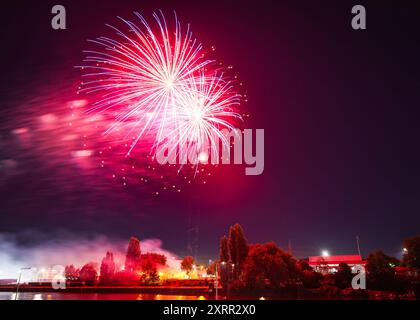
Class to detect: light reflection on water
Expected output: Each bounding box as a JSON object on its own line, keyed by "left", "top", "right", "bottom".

{"left": 0, "top": 292, "right": 207, "bottom": 300}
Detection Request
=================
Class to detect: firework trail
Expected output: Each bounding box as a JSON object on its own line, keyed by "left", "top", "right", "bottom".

{"left": 162, "top": 71, "right": 241, "bottom": 163}
{"left": 78, "top": 11, "right": 241, "bottom": 159}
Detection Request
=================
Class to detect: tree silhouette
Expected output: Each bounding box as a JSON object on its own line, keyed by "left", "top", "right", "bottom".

{"left": 206, "top": 260, "right": 217, "bottom": 276}
{"left": 140, "top": 253, "right": 167, "bottom": 284}
{"left": 125, "top": 236, "right": 141, "bottom": 273}
{"left": 228, "top": 224, "right": 249, "bottom": 279}
{"left": 220, "top": 236, "right": 230, "bottom": 263}
{"left": 297, "top": 259, "right": 312, "bottom": 272}
{"left": 366, "top": 251, "right": 400, "bottom": 290}
{"left": 100, "top": 251, "right": 116, "bottom": 285}
{"left": 403, "top": 235, "right": 420, "bottom": 268}
{"left": 64, "top": 265, "right": 79, "bottom": 281}
{"left": 334, "top": 262, "right": 352, "bottom": 289}
{"left": 242, "top": 242, "right": 298, "bottom": 289}
{"left": 181, "top": 256, "right": 195, "bottom": 276}
{"left": 79, "top": 263, "right": 98, "bottom": 286}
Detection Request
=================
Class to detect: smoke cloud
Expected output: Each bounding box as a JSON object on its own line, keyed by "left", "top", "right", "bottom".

{"left": 0, "top": 232, "right": 182, "bottom": 280}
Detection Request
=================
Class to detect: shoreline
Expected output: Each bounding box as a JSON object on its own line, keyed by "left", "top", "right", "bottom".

{"left": 0, "top": 285, "right": 211, "bottom": 295}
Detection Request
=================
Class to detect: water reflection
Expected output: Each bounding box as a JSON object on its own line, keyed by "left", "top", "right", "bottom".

{"left": 0, "top": 292, "right": 207, "bottom": 300}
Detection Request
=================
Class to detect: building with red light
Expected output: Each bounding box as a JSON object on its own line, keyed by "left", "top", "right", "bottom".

{"left": 308, "top": 255, "right": 366, "bottom": 274}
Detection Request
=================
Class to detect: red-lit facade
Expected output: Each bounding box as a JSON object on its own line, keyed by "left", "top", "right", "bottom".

{"left": 308, "top": 255, "right": 366, "bottom": 274}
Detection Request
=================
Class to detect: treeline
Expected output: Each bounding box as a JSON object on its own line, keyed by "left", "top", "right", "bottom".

{"left": 210, "top": 224, "right": 420, "bottom": 298}
{"left": 61, "top": 224, "right": 420, "bottom": 298}
{"left": 64, "top": 237, "right": 167, "bottom": 286}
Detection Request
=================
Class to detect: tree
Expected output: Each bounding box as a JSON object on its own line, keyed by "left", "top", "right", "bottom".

{"left": 125, "top": 236, "right": 141, "bottom": 273}
{"left": 366, "top": 251, "right": 400, "bottom": 290}
{"left": 206, "top": 260, "right": 218, "bottom": 276}
{"left": 366, "top": 251, "right": 398, "bottom": 276}
{"left": 297, "top": 259, "right": 312, "bottom": 272}
{"left": 296, "top": 259, "right": 323, "bottom": 288}
{"left": 147, "top": 269, "right": 160, "bottom": 284}
{"left": 219, "top": 235, "right": 231, "bottom": 288}
{"left": 242, "top": 242, "right": 298, "bottom": 289}
{"left": 301, "top": 270, "right": 323, "bottom": 288}
{"left": 140, "top": 253, "right": 167, "bottom": 284}
{"left": 79, "top": 263, "right": 98, "bottom": 286}
{"left": 181, "top": 256, "right": 195, "bottom": 276}
{"left": 220, "top": 236, "right": 230, "bottom": 263}
{"left": 64, "top": 265, "right": 79, "bottom": 281}
{"left": 100, "top": 251, "right": 116, "bottom": 285}
{"left": 140, "top": 253, "right": 167, "bottom": 267}
{"left": 334, "top": 262, "right": 352, "bottom": 289}
{"left": 228, "top": 224, "right": 249, "bottom": 279}
{"left": 403, "top": 236, "right": 420, "bottom": 268}
{"left": 113, "top": 271, "right": 139, "bottom": 286}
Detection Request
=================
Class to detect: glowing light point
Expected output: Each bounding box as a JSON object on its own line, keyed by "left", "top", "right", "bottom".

{"left": 198, "top": 151, "right": 209, "bottom": 164}
{"left": 321, "top": 250, "right": 330, "bottom": 257}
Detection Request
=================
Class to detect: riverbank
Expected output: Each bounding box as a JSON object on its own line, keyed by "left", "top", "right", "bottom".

{"left": 0, "top": 285, "right": 211, "bottom": 295}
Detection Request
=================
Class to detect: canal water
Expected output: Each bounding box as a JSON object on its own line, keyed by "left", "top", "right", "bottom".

{"left": 0, "top": 292, "right": 208, "bottom": 300}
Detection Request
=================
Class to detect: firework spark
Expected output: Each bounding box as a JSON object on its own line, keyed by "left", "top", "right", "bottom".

{"left": 161, "top": 71, "right": 241, "bottom": 163}
{"left": 79, "top": 11, "right": 241, "bottom": 159}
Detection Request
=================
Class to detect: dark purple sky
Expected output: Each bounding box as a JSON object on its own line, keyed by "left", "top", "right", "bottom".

{"left": 0, "top": 0, "right": 419, "bottom": 262}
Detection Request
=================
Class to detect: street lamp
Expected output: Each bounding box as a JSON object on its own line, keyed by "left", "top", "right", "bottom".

{"left": 403, "top": 248, "right": 408, "bottom": 254}
{"left": 15, "top": 267, "right": 32, "bottom": 300}
{"left": 214, "top": 262, "right": 219, "bottom": 300}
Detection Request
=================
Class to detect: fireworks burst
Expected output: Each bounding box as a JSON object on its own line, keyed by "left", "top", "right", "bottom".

{"left": 162, "top": 71, "right": 241, "bottom": 163}
{"left": 78, "top": 11, "right": 242, "bottom": 161}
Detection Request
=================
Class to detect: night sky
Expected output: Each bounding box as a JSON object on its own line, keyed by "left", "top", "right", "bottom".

{"left": 0, "top": 0, "right": 419, "bottom": 263}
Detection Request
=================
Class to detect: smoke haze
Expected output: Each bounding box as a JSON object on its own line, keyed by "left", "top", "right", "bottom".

{"left": 0, "top": 232, "right": 182, "bottom": 280}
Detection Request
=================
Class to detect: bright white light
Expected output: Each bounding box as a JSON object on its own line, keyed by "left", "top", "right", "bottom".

{"left": 191, "top": 108, "right": 204, "bottom": 123}
{"left": 321, "top": 250, "right": 330, "bottom": 257}
{"left": 198, "top": 151, "right": 209, "bottom": 164}
{"left": 165, "top": 78, "right": 175, "bottom": 90}
{"left": 71, "top": 150, "right": 92, "bottom": 158}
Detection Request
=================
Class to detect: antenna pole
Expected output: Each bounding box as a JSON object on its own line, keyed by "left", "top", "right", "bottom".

{"left": 356, "top": 235, "right": 361, "bottom": 257}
